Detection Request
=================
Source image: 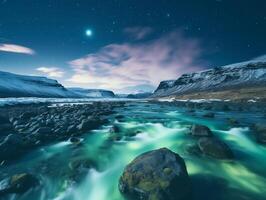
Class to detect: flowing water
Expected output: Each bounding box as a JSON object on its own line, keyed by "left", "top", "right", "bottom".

{"left": 1, "top": 101, "right": 266, "bottom": 200}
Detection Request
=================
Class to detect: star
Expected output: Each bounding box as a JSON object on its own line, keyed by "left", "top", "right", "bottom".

{"left": 85, "top": 29, "right": 93, "bottom": 37}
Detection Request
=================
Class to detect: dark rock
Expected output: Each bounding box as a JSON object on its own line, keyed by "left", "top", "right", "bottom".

{"left": 198, "top": 137, "right": 234, "bottom": 159}
{"left": 0, "top": 116, "right": 10, "bottom": 124}
{"left": 20, "top": 112, "right": 35, "bottom": 120}
{"left": 119, "top": 148, "right": 191, "bottom": 200}
{"left": 110, "top": 124, "right": 122, "bottom": 133}
{"left": 0, "top": 134, "right": 25, "bottom": 161}
{"left": 32, "top": 127, "right": 53, "bottom": 141}
{"left": 34, "top": 127, "right": 52, "bottom": 135}
{"left": 185, "top": 143, "right": 202, "bottom": 156}
{"left": 0, "top": 123, "right": 14, "bottom": 133}
{"left": 68, "top": 158, "right": 95, "bottom": 171}
{"left": 227, "top": 118, "right": 239, "bottom": 125}
{"left": 67, "top": 125, "right": 77, "bottom": 134}
{"left": 190, "top": 124, "right": 213, "bottom": 137}
{"left": 0, "top": 173, "right": 39, "bottom": 196}
{"left": 115, "top": 115, "right": 125, "bottom": 120}
{"left": 70, "top": 137, "right": 81, "bottom": 145}
{"left": 108, "top": 125, "right": 124, "bottom": 141}
{"left": 254, "top": 123, "right": 266, "bottom": 144}
{"left": 203, "top": 112, "right": 215, "bottom": 118}
{"left": 77, "top": 117, "right": 106, "bottom": 132}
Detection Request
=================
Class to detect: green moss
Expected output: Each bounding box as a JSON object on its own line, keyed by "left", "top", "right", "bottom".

{"left": 159, "top": 180, "right": 170, "bottom": 189}
{"left": 138, "top": 181, "right": 157, "bottom": 191}
{"left": 163, "top": 168, "right": 172, "bottom": 175}
{"left": 11, "top": 173, "right": 27, "bottom": 184}
{"left": 149, "top": 193, "right": 160, "bottom": 200}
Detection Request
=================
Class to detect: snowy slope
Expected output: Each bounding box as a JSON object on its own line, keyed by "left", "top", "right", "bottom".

{"left": 0, "top": 71, "right": 80, "bottom": 98}
{"left": 153, "top": 57, "right": 266, "bottom": 97}
{"left": 68, "top": 88, "right": 115, "bottom": 98}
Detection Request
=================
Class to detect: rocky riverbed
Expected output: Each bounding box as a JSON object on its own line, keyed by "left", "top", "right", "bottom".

{"left": 0, "top": 100, "right": 266, "bottom": 200}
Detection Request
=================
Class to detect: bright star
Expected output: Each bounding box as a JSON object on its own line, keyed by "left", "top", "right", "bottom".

{"left": 86, "top": 29, "right": 92, "bottom": 37}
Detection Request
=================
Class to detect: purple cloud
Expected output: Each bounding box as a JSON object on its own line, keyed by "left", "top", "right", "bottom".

{"left": 0, "top": 43, "right": 35, "bottom": 55}
{"left": 124, "top": 26, "right": 153, "bottom": 40}
{"left": 68, "top": 31, "right": 205, "bottom": 92}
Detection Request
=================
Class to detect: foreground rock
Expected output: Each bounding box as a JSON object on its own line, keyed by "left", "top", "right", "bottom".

{"left": 198, "top": 137, "right": 234, "bottom": 159}
{"left": 0, "top": 173, "right": 39, "bottom": 196}
{"left": 119, "top": 148, "right": 191, "bottom": 200}
{"left": 190, "top": 124, "right": 213, "bottom": 137}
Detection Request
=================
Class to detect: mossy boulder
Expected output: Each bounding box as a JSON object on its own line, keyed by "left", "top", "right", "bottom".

{"left": 119, "top": 148, "right": 191, "bottom": 200}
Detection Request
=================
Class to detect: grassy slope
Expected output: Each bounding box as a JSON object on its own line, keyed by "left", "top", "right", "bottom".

{"left": 162, "top": 86, "right": 266, "bottom": 102}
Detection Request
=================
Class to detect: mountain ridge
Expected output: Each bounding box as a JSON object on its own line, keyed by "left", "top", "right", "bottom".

{"left": 0, "top": 71, "right": 116, "bottom": 98}
{"left": 153, "top": 57, "right": 266, "bottom": 99}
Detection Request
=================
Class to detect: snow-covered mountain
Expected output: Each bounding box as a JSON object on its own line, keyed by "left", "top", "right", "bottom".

{"left": 0, "top": 71, "right": 80, "bottom": 98}
{"left": 153, "top": 56, "right": 266, "bottom": 97}
{"left": 68, "top": 88, "right": 115, "bottom": 98}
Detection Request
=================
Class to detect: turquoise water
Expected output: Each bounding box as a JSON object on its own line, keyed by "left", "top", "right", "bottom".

{"left": 1, "top": 102, "right": 266, "bottom": 200}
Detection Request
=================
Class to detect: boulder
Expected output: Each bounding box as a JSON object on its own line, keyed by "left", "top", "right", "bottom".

{"left": 198, "top": 137, "right": 234, "bottom": 159}
{"left": 77, "top": 117, "right": 107, "bottom": 132}
{"left": 70, "top": 137, "right": 82, "bottom": 145}
{"left": 107, "top": 125, "right": 124, "bottom": 141}
{"left": 254, "top": 123, "right": 266, "bottom": 144}
{"left": 0, "top": 173, "right": 39, "bottom": 196}
{"left": 190, "top": 124, "right": 213, "bottom": 137}
{"left": 119, "top": 148, "right": 191, "bottom": 200}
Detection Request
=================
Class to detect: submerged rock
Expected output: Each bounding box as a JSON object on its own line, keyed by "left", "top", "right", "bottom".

{"left": 202, "top": 112, "right": 215, "bottom": 118}
{"left": 185, "top": 143, "right": 202, "bottom": 156}
{"left": 0, "top": 173, "right": 39, "bottom": 196}
{"left": 69, "top": 137, "right": 82, "bottom": 145}
{"left": 198, "top": 137, "right": 234, "bottom": 159}
{"left": 190, "top": 124, "right": 213, "bottom": 137}
{"left": 227, "top": 118, "right": 239, "bottom": 125}
{"left": 119, "top": 148, "right": 191, "bottom": 200}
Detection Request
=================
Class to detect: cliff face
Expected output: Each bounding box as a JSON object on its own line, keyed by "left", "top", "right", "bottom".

{"left": 68, "top": 88, "right": 115, "bottom": 98}
{"left": 0, "top": 71, "right": 79, "bottom": 98}
{"left": 153, "top": 58, "right": 266, "bottom": 97}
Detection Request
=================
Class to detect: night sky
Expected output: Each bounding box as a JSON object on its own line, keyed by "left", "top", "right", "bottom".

{"left": 0, "top": 0, "right": 266, "bottom": 93}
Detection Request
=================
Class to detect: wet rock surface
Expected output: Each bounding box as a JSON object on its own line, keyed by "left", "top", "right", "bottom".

{"left": 0, "top": 102, "right": 125, "bottom": 162}
{"left": 190, "top": 124, "right": 213, "bottom": 137}
{"left": 0, "top": 100, "right": 265, "bottom": 200}
{"left": 187, "top": 124, "right": 234, "bottom": 159}
{"left": 119, "top": 148, "right": 191, "bottom": 200}
{"left": 198, "top": 137, "right": 234, "bottom": 159}
{"left": 0, "top": 173, "right": 39, "bottom": 196}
